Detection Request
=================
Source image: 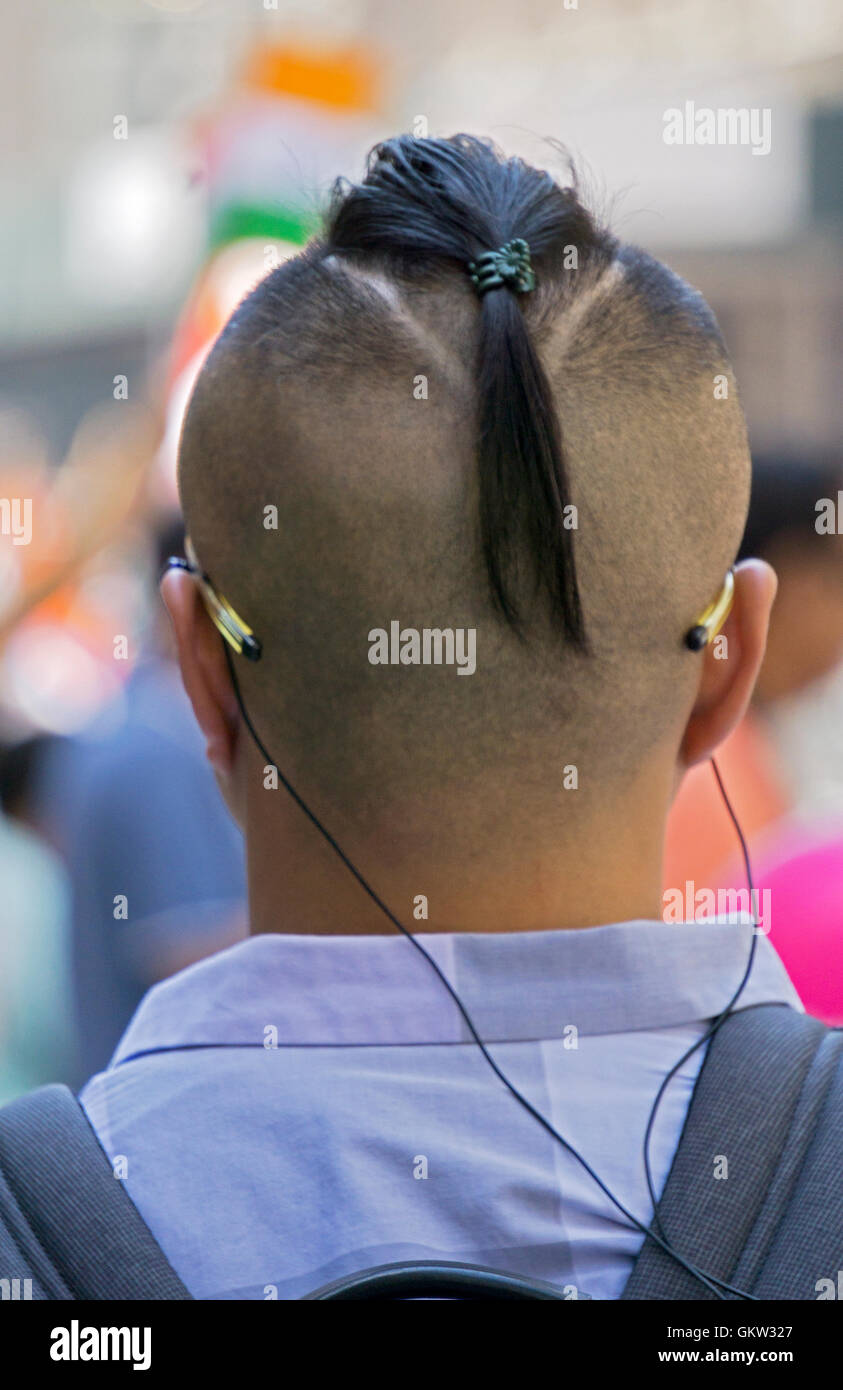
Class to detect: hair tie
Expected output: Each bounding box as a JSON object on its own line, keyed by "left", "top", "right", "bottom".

{"left": 468, "top": 238, "right": 536, "bottom": 296}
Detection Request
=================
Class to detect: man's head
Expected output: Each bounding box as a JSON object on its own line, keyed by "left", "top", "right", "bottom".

{"left": 164, "top": 134, "right": 775, "bottom": 921}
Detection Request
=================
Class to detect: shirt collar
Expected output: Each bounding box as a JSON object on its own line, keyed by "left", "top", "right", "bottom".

{"left": 109, "top": 918, "right": 802, "bottom": 1066}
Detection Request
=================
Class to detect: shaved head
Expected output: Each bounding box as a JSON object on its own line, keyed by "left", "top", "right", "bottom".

{"left": 178, "top": 135, "right": 750, "bottom": 855}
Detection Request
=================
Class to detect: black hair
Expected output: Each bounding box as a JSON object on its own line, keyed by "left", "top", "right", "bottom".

{"left": 738, "top": 451, "right": 843, "bottom": 561}
{"left": 322, "top": 134, "right": 617, "bottom": 647}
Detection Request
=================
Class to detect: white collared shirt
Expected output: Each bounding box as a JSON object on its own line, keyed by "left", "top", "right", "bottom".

{"left": 80, "top": 918, "right": 802, "bottom": 1299}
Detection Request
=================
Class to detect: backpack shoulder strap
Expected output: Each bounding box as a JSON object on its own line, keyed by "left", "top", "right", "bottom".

{"left": 623, "top": 1003, "right": 843, "bottom": 1300}
{"left": 0, "top": 1084, "right": 192, "bottom": 1300}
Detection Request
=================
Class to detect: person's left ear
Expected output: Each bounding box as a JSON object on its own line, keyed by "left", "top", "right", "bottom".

{"left": 160, "top": 567, "right": 242, "bottom": 786}
{"left": 679, "top": 558, "right": 778, "bottom": 770}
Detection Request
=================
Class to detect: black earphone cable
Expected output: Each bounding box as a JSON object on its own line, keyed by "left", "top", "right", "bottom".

{"left": 223, "top": 644, "right": 759, "bottom": 1300}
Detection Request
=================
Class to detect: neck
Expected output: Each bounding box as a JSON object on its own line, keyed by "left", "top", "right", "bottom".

{"left": 242, "top": 749, "right": 671, "bottom": 937}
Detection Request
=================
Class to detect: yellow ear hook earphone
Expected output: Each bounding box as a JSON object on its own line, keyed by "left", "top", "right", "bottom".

{"left": 168, "top": 536, "right": 262, "bottom": 662}
{"left": 684, "top": 568, "right": 735, "bottom": 651}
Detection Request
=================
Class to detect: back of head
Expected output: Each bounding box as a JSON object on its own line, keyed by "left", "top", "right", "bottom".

{"left": 179, "top": 134, "right": 751, "bottom": 853}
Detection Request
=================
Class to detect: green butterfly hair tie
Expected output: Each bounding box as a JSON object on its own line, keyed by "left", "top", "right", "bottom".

{"left": 468, "top": 238, "right": 536, "bottom": 296}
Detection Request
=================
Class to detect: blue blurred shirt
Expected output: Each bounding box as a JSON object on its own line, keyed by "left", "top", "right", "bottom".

{"left": 79, "top": 917, "right": 801, "bottom": 1299}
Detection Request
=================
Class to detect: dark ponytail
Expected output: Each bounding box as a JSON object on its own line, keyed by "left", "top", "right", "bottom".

{"left": 324, "top": 134, "right": 612, "bottom": 648}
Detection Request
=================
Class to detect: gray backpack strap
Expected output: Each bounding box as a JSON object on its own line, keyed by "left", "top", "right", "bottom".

{"left": 0, "top": 1084, "right": 192, "bottom": 1300}
{"left": 623, "top": 1004, "right": 843, "bottom": 1300}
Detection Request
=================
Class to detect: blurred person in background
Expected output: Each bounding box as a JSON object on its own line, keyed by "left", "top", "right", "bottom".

{"left": 40, "top": 517, "right": 248, "bottom": 1083}
{"left": 664, "top": 451, "right": 843, "bottom": 1022}
{"left": 0, "top": 735, "right": 77, "bottom": 1102}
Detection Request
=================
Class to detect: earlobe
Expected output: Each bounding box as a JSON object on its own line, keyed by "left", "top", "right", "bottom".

{"left": 679, "top": 558, "right": 777, "bottom": 770}
{"left": 160, "top": 568, "right": 241, "bottom": 779}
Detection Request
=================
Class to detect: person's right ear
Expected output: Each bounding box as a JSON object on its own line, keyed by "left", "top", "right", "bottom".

{"left": 160, "top": 567, "right": 242, "bottom": 787}
{"left": 678, "top": 558, "right": 778, "bottom": 770}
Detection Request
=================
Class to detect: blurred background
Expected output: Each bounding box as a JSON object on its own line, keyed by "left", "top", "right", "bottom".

{"left": 0, "top": 0, "right": 841, "bottom": 1099}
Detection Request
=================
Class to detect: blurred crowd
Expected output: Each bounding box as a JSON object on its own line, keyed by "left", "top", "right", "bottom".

{"left": 0, "top": 516, "right": 248, "bottom": 1099}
